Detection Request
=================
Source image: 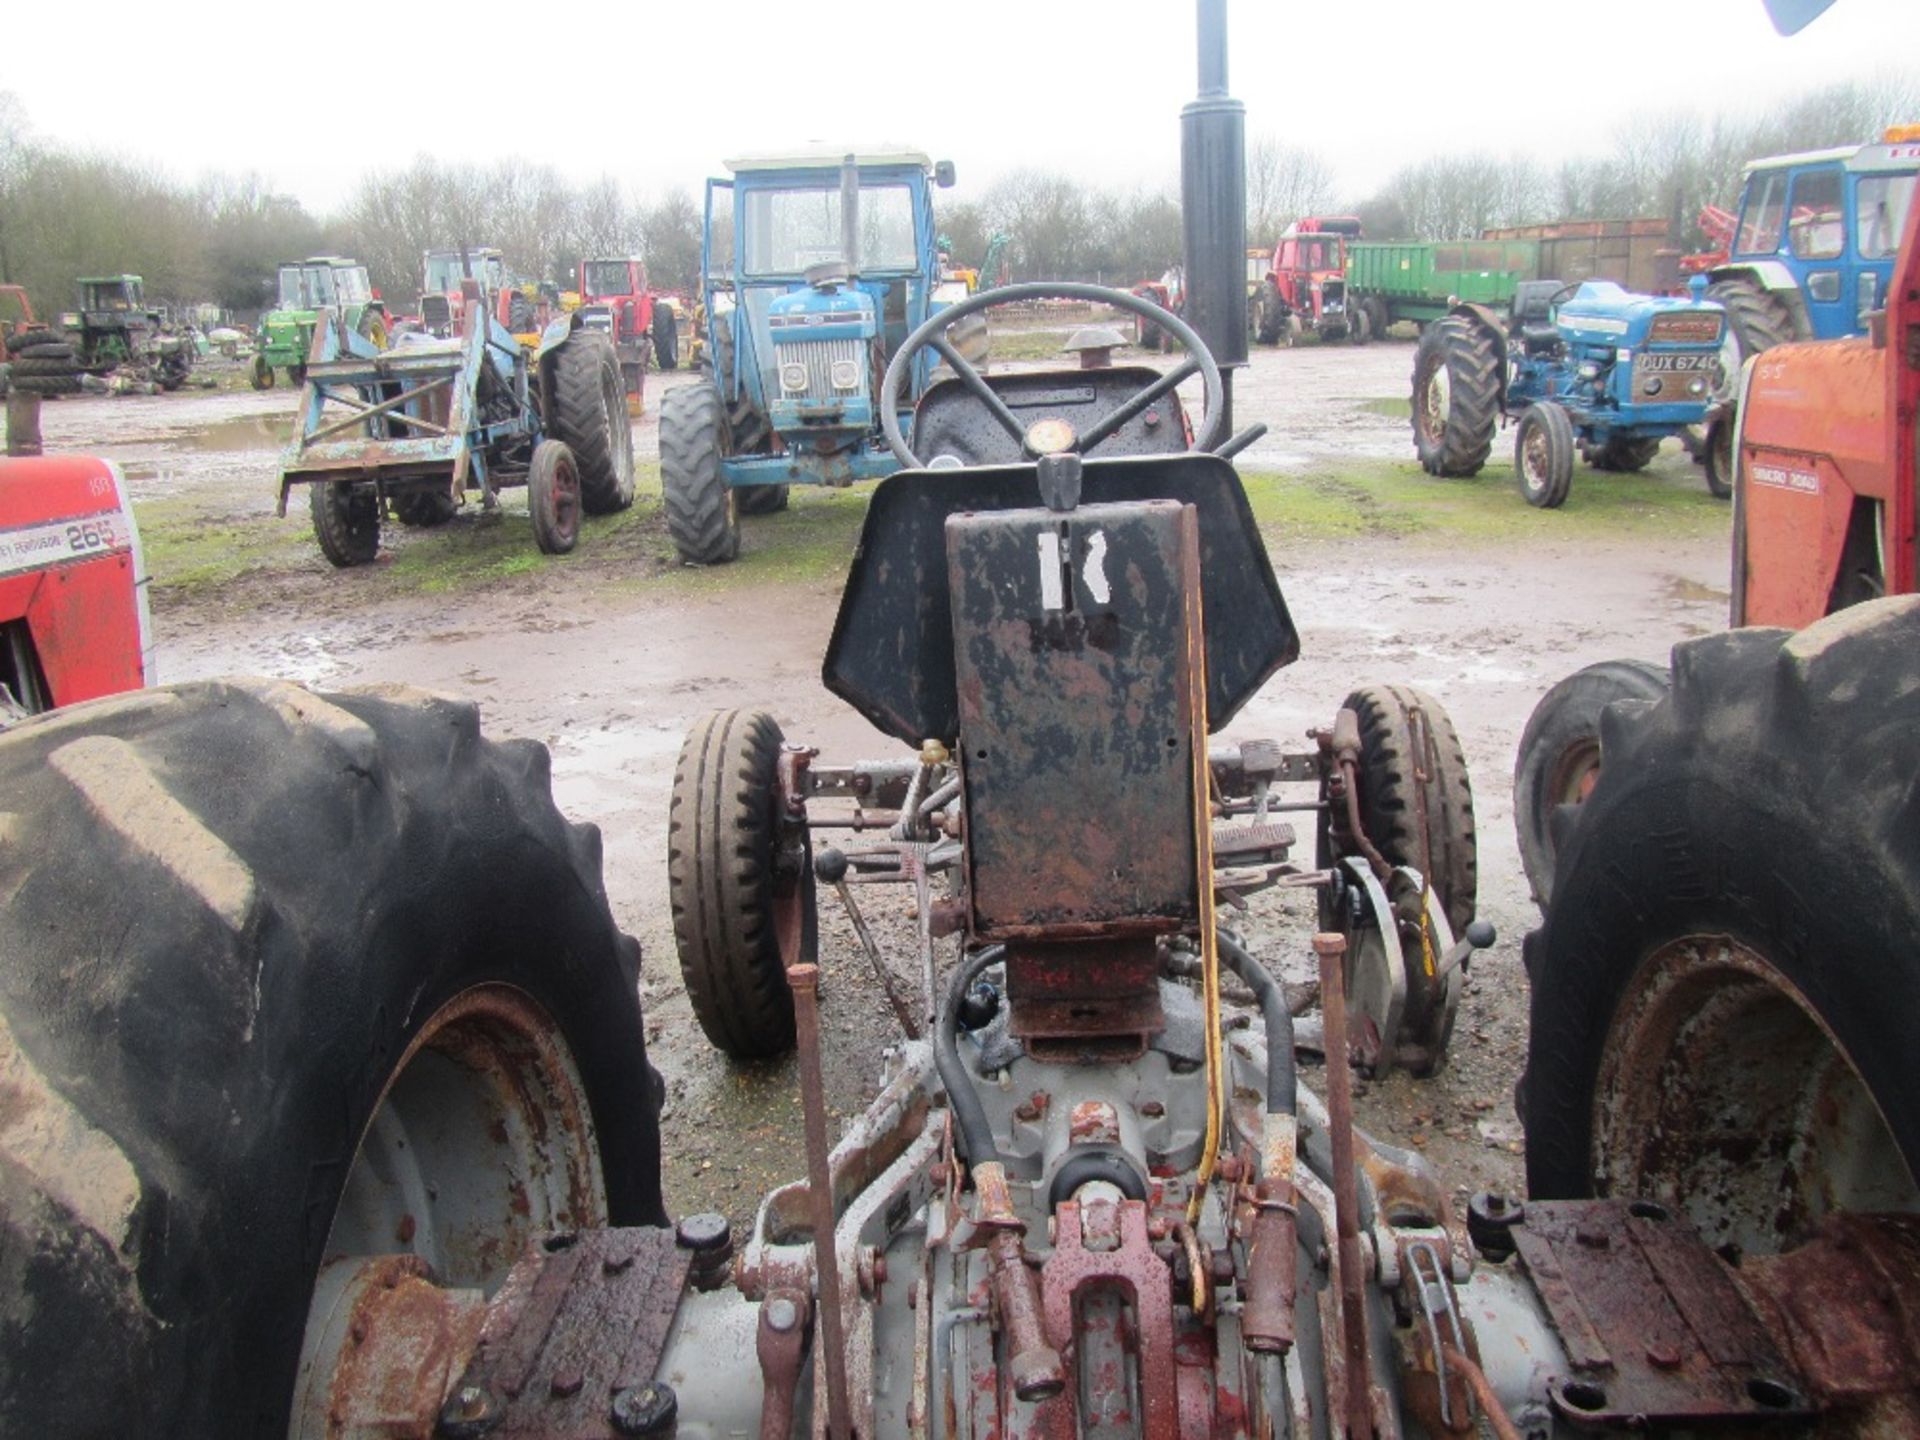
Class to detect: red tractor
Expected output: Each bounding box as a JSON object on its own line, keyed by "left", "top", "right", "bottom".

{"left": 1251, "top": 215, "right": 1366, "bottom": 345}
{"left": 575, "top": 256, "right": 680, "bottom": 399}
{"left": 0, "top": 454, "right": 150, "bottom": 719}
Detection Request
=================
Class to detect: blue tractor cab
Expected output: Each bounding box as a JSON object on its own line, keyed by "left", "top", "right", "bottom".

{"left": 659, "top": 148, "right": 956, "bottom": 564}
{"left": 1411, "top": 277, "right": 1725, "bottom": 508}
{"left": 1707, "top": 129, "right": 1920, "bottom": 381}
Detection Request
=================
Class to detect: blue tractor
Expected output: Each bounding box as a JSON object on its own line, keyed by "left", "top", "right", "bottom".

{"left": 1410, "top": 278, "right": 1725, "bottom": 508}
{"left": 659, "top": 148, "right": 957, "bottom": 564}
{"left": 1706, "top": 129, "right": 1919, "bottom": 382}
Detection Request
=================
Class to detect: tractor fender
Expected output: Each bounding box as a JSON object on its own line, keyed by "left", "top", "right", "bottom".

{"left": 533, "top": 311, "right": 578, "bottom": 365}
{"left": 1448, "top": 302, "right": 1510, "bottom": 407}
{"left": 1708, "top": 261, "right": 1813, "bottom": 335}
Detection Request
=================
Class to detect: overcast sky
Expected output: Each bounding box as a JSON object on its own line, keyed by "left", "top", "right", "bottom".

{"left": 6, "top": 0, "right": 1917, "bottom": 214}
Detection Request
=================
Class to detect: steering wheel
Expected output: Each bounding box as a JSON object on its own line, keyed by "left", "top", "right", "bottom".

{"left": 878, "top": 281, "right": 1226, "bottom": 468}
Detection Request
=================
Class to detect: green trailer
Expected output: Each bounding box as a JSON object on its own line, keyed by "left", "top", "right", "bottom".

{"left": 1345, "top": 239, "right": 1540, "bottom": 336}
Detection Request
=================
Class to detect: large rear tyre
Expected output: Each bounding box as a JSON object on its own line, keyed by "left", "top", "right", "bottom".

{"left": 1521, "top": 599, "right": 1920, "bottom": 1256}
{"left": 1707, "top": 276, "right": 1798, "bottom": 402}
{"left": 546, "top": 332, "right": 634, "bottom": 515}
{"left": 1514, "top": 401, "right": 1575, "bottom": 508}
{"left": 1253, "top": 280, "right": 1286, "bottom": 346}
{"left": 0, "top": 679, "right": 663, "bottom": 1435}
{"left": 660, "top": 383, "right": 740, "bottom": 565}
{"left": 668, "top": 709, "right": 815, "bottom": 1059}
{"left": 309, "top": 480, "right": 380, "bottom": 567}
{"left": 1512, "top": 657, "right": 1670, "bottom": 909}
{"left": 1325, "top": 684, "right": 1478, "bottom": 939}
{"left": 1411, "top": 317, "right": 1499, "bottom": 477}
{"left": 653, "top": 303, "right": 680, "bottom": 371}
{"left": 529, "top": 439, "right": 582, "bottom": 555}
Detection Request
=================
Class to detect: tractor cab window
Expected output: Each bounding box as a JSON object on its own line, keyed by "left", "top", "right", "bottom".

{"left": 583, "top": 262, "right": 633, "bottom": 297}
{"left": 303, "top": 267, "right": 339, "bottom": 308}
{"left": 336, "top": 268, "right": 372, "bottom": 305}
{"left": 1856, "top": 174, "right": 1915, "bottom": 260}
{"left": 277, "top": 269, "right": 306, "bottom": 308}
{"left": 742, "top": 183, "right": 918, "bottom": 276}
{"left": 1737, "top": 170, "right": 1787, "bottom": 255}
{"left": 1786, "top": 168, "right": 1845, "bottom": 260}
{"left": 84, "top": 282, "right": 137, "bottom": 311}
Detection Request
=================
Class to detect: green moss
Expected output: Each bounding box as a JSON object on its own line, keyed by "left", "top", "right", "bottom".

{"left": 136, "top": 497, "right": 313, "bottom": 595}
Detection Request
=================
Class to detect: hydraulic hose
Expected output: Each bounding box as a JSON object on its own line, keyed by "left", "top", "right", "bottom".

{"left": 1217, "top": 931, "right": 1296, "bottom": 1118}
{"left": 935, "top": 943, "right": 1008, "bottom": 1165}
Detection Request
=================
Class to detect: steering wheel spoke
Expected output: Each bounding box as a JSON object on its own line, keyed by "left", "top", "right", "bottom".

{"left": 878, "top": 281, "right": 1225, "bottom": 467}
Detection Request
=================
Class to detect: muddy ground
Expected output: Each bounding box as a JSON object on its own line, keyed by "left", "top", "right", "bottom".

{"left": 10, "top": 327, "right": 1731, "bottom": 1227}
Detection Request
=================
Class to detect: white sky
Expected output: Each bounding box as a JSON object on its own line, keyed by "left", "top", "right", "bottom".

{"left": 5, "top": 0, "right": 1916, "bottom": 214}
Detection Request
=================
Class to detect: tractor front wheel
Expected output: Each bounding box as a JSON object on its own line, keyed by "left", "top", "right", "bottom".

{"left": 546, "top": 333, "right": 634, "bottom": 515}
{"left": 1521, "top": 599, "right": 1920, "bottom": 1256}
{"left": 653, "top": 304, "right": 680, "bottom": 371}
{"left": 250, "top": 353, "right": 274, "bottom": 390}
{"left": 1253, "top": 280, "right": 1286, "bottom": 345}
{"left": 1347, "top": 304, "right": 1372, "bottom": 346}
{"left": 309, "top": 481, "right": 380, "bottom": 567}
{"left": 1411, "top": 317, "right": 1500, "bottom": 476}
{"left": 0, "top": 679, "right": 664, "bottom": 1433}
{"left": 1512, "top": 657, "right": 1670, "bottom": 909}
{"left": 1514, "top": 402, "right": 1575, "bottom": 508}
{"left": 659, "top": 383, "right": 740, "bottom": 565}
{"left": 529, "top": 439, "right": 582, "bottom": 555}
{"left": 668, "top": 709, "right": 816, "bottom": 1058}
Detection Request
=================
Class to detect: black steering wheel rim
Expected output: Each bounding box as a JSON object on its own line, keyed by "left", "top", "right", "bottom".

{"left": 878, "top": 280, "right": 1226, "bottom": 468}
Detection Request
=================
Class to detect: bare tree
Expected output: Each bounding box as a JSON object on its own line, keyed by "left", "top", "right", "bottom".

{"left": 1246, "top": 136, "right": 1337, "bottom": 243}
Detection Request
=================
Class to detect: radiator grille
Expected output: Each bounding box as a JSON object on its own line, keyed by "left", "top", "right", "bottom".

{"left": 775, "top": 337, "right": 865, "bottom": 404}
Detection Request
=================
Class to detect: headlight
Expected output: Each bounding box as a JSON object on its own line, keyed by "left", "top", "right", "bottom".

{"left": 779, "top": 361, "right": 810, "bottom": 394}
{"left": 1578, "top": 362, "right": 1600, "bottom": 379}
{"left": 1688, "top": 378, "right": 1707, "bottom": 396}
{"left": 829, "top": 358, "right": 860, "bottom": 391}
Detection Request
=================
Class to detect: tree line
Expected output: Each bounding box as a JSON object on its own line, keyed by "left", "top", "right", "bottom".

{"left": 1, "top": 71, "right": 1914, "bottom": 321}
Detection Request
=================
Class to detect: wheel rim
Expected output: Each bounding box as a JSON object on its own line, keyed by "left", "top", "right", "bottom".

{"left": 602, "top": 362, "right": 632, "bottom": 477}
{"left": 319, "top": 984, "right": 606, "bottom": 1288}
{"left": 1520, "top": 426, "right": 1550, "bottom": 494}
{"left": 546, "top": 452, "right": 581, "bottom": 539}
{"left": 1547, "top": 737, "right": 1602, "bottom": 809}
{"left": 1421, "top": 366, "right": 1451, "bottom": 440}
{"left": 1591, "top": 936, "right": 1917, "bottom": 1257}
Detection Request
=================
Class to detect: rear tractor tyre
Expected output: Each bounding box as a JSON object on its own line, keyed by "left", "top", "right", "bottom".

{"left": 653, "top": 304, "right": 680, "bottom": 371}
{"left": 0, "top": 679, "right": 664, "bottom": 1434}
{"left": 659, "top": 383, "right": 740, "bottom": 565}
{"left": 309, "top": 481, "right": 380, "bottom": 567}
{"left": 547, "top": 333, "right": 634, "bottom": 515}
{"left": 1410, "top": 316, "right": 1500, "bottom": 477}
{"left": 1512, "top": 657, "right": 1670, "bottom": 910}
{"left": 668, "top": 708, "right": 816, "bottom": 1059}
{"left": 1521, "top": 598, "right": 1920, "bottom": 1256}
{"left": 250, "top": 354, "right": 274, "bottom": 390}
{"left": 1514, "top": 401, "right": 1575, "bottom": 508}
{"left": 736, "top": 484, "right": 790, "bottom": 515}
{"left": 529, "top": 439, "right": 582, "bottom": 555}
{"left": 1707, "top": 276, "right": 1798, "bottom": 402}
{"left": 1254, "top": 280, "right": 1286, "bottom": 346}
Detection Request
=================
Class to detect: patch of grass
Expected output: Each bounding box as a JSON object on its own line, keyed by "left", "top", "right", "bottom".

{"left": 136, "top": 496, "right": 313, "bottom": 594}
{"left": 1239, "top": 453, "right": 1729, "bottom": 546}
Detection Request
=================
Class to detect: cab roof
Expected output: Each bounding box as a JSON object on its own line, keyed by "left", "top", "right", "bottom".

{"left": 1745, "top": 141, "right": 1920, "bottom": 175}
{"left": 724, "top": 146, "right": 932, "bottom": 175}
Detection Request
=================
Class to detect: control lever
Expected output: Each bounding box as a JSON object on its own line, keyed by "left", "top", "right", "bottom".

{"left": 1435, "top": 920, "right": 1496, "bottom": 982}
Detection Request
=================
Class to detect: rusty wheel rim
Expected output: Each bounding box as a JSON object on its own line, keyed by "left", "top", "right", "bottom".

{"left": 1548, "top": 737, "right": 1603, "bottom": 810}
{"left": 319, "top": 984, "right": 606, "bottom": 1289}
{"left": 1421, "top": 365, "right": 1451, "bottom": 442}
{"left": 1520, "top": 427, "right": 1552, "bottom": 495}
{"left": 548, "top": 451, "right": 581, "bottom": 542}
{"left": 1591, "top": 936, "right": 1916, "bottom": 1257}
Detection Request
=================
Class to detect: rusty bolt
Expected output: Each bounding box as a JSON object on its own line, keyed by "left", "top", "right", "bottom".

{"left": 1140, "top": 1100, "right": 1166, "bottom": 1118}
{"left": 764, "top": 1296, "right": 800, "bottom": 1333}
{"left": 676, "top": 1212, "right": 731, "bottom": 1252}
{"left": 872, "top": 1254, "right": 889, "bottom": 1285}
{"left": 437, "top": 1383, "right": 500, "bottom": 1439}
{"left": 929, "top": 1162, "right": 950, "bottom": 1187}
{"left": 610, "top": 1380, "right": 678, "bottom": 1437}
{"left": 550, "top": 1370, "right": 585, "bottom": 1399}
{"left": 1646, "top": 1343, "right": 1682, "bottom": 1371}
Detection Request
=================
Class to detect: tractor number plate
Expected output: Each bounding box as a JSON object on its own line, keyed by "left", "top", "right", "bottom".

{"left": 1638, "top": 353, "right": 1716, "bottom": 372}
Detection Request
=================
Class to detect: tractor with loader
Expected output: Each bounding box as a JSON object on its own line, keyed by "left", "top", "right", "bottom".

{"left": 1410, "top": 276, "right": 1725, "bottom": 506}
{"left": 251, "top": 256, "right": 389, "bottom": 391}
{"left": 3, "top": 2, "right": 1919, "bottom": 1436}
{"left": 274, "top": 285, "right": 632, "bottom": 567}
{"left": 660, "top": 147, "right": 958, "bottom": 564}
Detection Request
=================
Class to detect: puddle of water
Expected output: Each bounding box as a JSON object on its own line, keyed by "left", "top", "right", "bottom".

{"left": 167, "top": 413, "right": 292, "bottom": 452}
{"left": 1663, "top": 575, "right": 1729, "bottom": 605}
{"left": 1359, "top": 397, "right": 1411, "bottom": 419}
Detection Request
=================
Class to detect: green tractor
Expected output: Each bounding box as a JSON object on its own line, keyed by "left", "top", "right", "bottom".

{"left": 252, "top": 257, "right": 389, "bottom": 390}
{"left": 60, "top": 275, "right": 194, "bottom": 390}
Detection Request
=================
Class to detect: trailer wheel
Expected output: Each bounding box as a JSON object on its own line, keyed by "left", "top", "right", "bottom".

{"left": 1586, "top": 435, "right": 1661, "bottom": 473}
{"left": 1521, "top": 599, "right": 1920, "bottom": 1256}
{"left": 1411, "top": 317, "right": 1499, "bottom": 477}
{"left": 736, "top": 484, "right": 789, "bottom": 515}
{"left": 660, "top": 383, "right": 740, "bottom": 565}
{"left": 668, "top": 708, "right": 815, "bottom": 1058}
{"left": 1703, "top": 412, "right": 1734, "bottom": 499}
{"left": 529, "top": 439, "right": 582, "bottom": 555}
{"left": 1253, "top": 280, "right": 1286, "bottom": 345}
{"left": 1707, "top": 276, "right": 1798, "bottom": 401}
{"left": 0, "top": 679, "right": 664, "bottom": 1435}
{"left": 1324, "top": 683, "right": 1478, "bottom": 938}
{"left": 653, "top": 304, "right": 680, "bottom": 371}
{"left": 1514, "top": 402, "right": 1574, "bottom": 508}
{"left": 1366, "top": 297, "right": 1391, "bottom": 341}
{"left": 309, "top": 481, "right": 380, "bottom": 567}
{"left": 1512, "top": 657, "right": 1670, "bottom": 909}
{"left": 547, "top": 332, "right": 634, "bottom": 515}
{"left": 1347, "top": 304, "right": 1372, "bottom": 346}
{"left": 250, "top": 354, "right": 274, "bottom": 390}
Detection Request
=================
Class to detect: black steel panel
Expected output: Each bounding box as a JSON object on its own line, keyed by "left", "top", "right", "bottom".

{"left": 910, "top": 367, "right": 1194, "bottom": 466}
{"left": 949, "top": 502, "right": 1200, "bottom": 938}
{"left": 822, "top": 455, "right": 1297, "bottom": 747}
